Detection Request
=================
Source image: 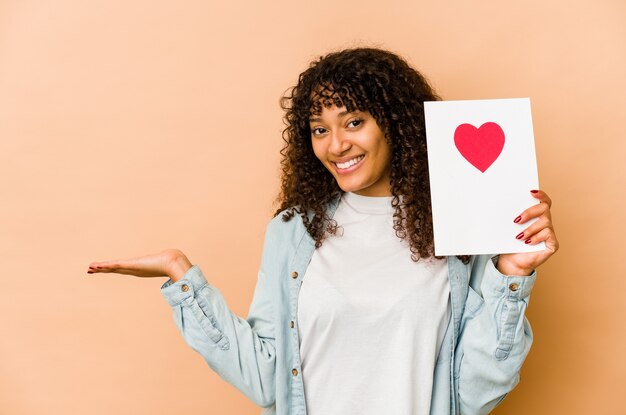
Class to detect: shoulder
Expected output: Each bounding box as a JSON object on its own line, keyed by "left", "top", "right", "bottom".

{"left": 257, "top": 208, "right": 310, "bottom": 275}
{"left": 264, "top": 196, "right": 341, "bottom": 245}
{"left": 267, "top": 207, "right": 299, "bottom": 230}
{"left": 264, "top": 207, "right": 307, "bottom": 246}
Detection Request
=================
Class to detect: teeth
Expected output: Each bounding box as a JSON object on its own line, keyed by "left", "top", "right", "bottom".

{"left": 336, "top": 155, "right": 364, "bottom": 169}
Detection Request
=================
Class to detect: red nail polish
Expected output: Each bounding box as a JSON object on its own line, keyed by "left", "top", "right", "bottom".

{"left": 525, "top": 238, "right": 532, "bottom": 244}
{"left": 514, "top": 216, "right": 522, "bottom": 223}
{"left": 516, "top": 232, "right": 524, "bottom": 239}
{"left": 530, "top": 190, "right": 539, "bottom": 193}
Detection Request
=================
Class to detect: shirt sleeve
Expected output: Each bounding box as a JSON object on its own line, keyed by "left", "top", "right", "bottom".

{"left": 159, "top": 223, "right": 278, "bottom": 408}
{"left": 456, "top": 254, "right": 537, "bottom": 415}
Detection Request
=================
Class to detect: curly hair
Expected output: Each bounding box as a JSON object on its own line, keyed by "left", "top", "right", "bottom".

{"left": 274, "top": 47, "right": 470, "bottom": 264}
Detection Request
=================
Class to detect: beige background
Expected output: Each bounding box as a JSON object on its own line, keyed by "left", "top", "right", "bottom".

{"left": 1, "top": 0, "right": 624, "bottom": 414}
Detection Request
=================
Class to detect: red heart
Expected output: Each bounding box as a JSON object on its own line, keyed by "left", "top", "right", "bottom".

{"left": 453, "top": 122, "right": 505, "bottom": 173}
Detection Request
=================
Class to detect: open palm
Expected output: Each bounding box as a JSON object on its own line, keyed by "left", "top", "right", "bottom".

{"left": 87, "top": 248, "right": 191, "bottom": 279}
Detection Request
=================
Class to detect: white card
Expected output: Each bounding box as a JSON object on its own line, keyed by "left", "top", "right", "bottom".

{"left": 424, "top": 97, "right": 545, "bottom": 256}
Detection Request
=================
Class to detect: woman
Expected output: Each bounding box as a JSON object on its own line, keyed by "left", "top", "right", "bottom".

{"left": 88, "top": 47, "right": 559, "bottom": 414}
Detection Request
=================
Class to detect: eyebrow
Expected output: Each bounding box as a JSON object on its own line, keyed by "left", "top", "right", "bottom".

{"left": 309, "top": 110, "right": 353, "bottom": 123}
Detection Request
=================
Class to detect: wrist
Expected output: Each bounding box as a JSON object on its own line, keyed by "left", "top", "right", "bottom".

{"left": 168, "top": 255, "right": 193, "bottom": 282}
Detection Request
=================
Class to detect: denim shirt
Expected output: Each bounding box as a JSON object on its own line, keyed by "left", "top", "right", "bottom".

{"left": 160, "top": 195, "right": 537, "bottom": 415}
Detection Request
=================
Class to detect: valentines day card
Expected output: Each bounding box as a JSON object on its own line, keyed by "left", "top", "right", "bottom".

{"left": 424, "top": 97, "right": 545, "bottom": 256}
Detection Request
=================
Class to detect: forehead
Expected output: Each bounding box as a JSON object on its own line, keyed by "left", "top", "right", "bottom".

{"left": 308, "top": 106, "right": 354, "bottom": 122}
{"left": 308, "top": 83, "right": 360, "bottom": 117}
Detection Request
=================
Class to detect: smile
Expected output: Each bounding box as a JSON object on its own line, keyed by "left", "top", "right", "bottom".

{"left": 332, "top": 155, "right": 365, "bottom": 173}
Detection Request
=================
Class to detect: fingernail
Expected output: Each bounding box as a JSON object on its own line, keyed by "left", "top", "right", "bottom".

{"left": 516, "top": 232, "right": 524, "bottom": 239}
{"left": 514, "top": 216, "right": 522, "bottom": 223}
{"left": 525, "top": 238, "right": 532, "bottom": 244}
{"left": 530, "top": 190, "right": 539, "bottom": 193}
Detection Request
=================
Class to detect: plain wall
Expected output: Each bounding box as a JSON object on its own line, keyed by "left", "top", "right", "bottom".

{"left": 1, "top": 0, "right": 624, "bottom": 413}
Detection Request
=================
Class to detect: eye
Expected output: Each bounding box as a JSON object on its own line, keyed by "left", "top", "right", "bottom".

{"left": 347, "top": 118, "right": 364, "bottom": 128}
{"left": 311, "top": 126, "right": 327, "bottom": 136}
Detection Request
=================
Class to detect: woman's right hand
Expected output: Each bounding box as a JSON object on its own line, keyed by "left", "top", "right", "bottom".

{"left": 87, "top": 249, "right": 193, "bottom": 282}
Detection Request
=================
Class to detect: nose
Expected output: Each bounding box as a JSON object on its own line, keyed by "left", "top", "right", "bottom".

{"left": 329, "top": 129, "right": 351, "bottom": 155}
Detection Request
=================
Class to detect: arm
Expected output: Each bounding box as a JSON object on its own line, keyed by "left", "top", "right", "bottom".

{"left": 456, "top": 189, "right": 558, "bottom": 414}
{"left": 455, "top": 254, "right": 536, "bottom": 414}
{"left": 160, "top": 223, "right": 278, "bottom": 408}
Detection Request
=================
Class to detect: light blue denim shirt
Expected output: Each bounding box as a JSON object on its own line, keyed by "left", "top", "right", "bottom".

{"left": 160, "top": 194, "right": 537, "bottom": 415}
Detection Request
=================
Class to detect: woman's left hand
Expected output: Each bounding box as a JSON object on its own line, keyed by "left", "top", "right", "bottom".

{"left": 496, "top": 189, "right": 560, "bottom": 276}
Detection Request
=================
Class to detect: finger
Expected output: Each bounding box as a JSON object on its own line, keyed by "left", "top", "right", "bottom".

{"left": 514, "top": 202, "right": 551, "bottom": 224}
{"left": 88, "top": 261, "right": 115, "bottom": 270}
{"left": 105, "top": 253, "right": 165, "bottom": 271}
{"left": 522, "top": 227, "right": 559, "bottom": 254}
{"left": 87, "top": 260, "right": 127, "bottom": 274}
{"left": 87, "top": 255, "right": 166, "bottom": 277}
{"left": 515, "top": 216, "right": 552, "bottom": 241}
{"left": 87, "top": 264, "right": 141, "bottom": 277}
{"left": 87, "top": 262, "right": 106, "bottom": 273}
{"left": 530, "top": 189, "right": 552, "bottom": 208}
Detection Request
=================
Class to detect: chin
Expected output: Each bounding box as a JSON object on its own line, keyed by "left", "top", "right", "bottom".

{"left": 336, "top": 180, "right": 367, "bottom": 194}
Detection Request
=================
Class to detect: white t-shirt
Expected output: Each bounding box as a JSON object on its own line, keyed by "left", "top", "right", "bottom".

{"left": 297, "top": 191, "right": 451, "bottom": 415}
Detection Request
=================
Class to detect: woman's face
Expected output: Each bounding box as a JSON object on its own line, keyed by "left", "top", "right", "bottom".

{"left": 309, "top": 104, "right": 392, "bottom": 197}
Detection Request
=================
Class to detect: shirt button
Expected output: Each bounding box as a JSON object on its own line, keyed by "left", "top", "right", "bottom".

{"left": 290, "top": 321, "right": 294, "bottom": 328}
{"left": 292, "top": 368, "right": 298, "bottom": 376}
{"left": 181, "top": 284, "right": 189, "bottom": 292}
{"left": 509, "top": 283, "right": 519, "bottom": 292}
{"left": 291, "top": 271, "right": 298, "bottom": 279}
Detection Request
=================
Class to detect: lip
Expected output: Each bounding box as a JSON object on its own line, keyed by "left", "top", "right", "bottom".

{"left": 332, "top": 155, "right": 365, "bottom": 174}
